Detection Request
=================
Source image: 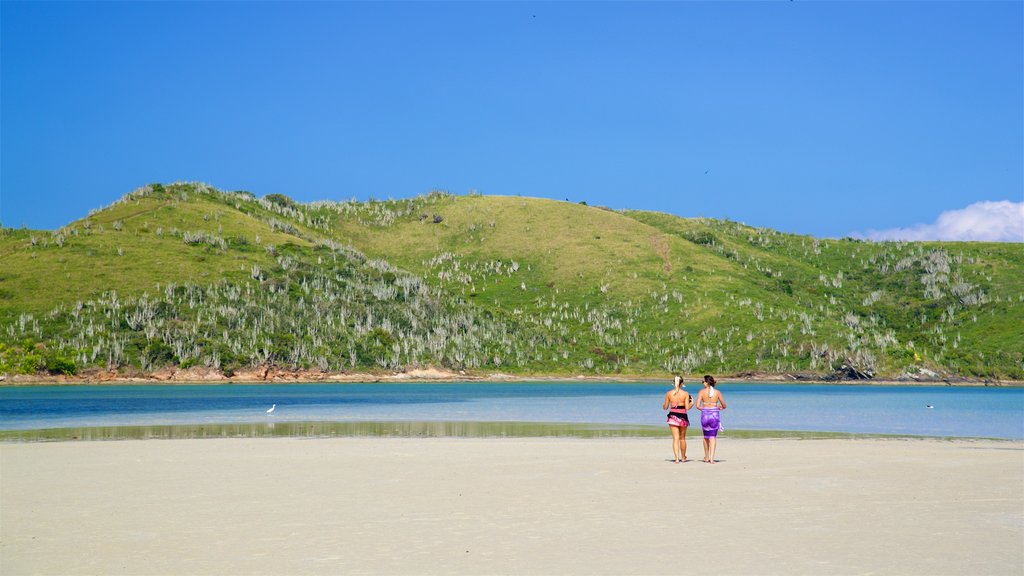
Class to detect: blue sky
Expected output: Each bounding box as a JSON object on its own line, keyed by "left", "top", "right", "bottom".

{"left": 2, "top": 1, "right": 1021, "bottom": 240}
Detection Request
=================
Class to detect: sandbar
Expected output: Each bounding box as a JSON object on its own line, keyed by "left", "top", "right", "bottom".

{"left": 2, "top": 437, "right": 1021, "bottom": 575}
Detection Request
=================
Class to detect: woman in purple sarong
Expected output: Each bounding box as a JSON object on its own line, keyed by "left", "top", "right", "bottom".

{"left": 696, "top": 375, "right": 727, "bottom": 463}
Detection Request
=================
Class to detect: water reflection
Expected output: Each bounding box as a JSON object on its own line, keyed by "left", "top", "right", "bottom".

{"left": 0, "top": 421, "right": 915, "bottom": 442}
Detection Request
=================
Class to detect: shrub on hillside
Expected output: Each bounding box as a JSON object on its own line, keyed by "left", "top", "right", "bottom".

{"left": 44, "top": 353, "right": 77, "bottom": 375}
{"left": 683, "top": 231, "right": 717, "bottom": 246}
{"left": 145, "top": 341, "right": 177, "bottom": 367}
{"left": 0, "top": 341, "right": 45, "bottom": 374}
{"left": 265, "top": 194, "right": 297, "bottom": 208}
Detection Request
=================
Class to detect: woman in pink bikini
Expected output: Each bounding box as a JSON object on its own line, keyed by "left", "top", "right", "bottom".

{"left": 662, "top": 375, "right": 693, "bottom": 463}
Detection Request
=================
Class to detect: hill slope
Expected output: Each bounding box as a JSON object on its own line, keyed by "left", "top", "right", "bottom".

{"left": 1, "top": 182, "right": 1021, "bottom": 379}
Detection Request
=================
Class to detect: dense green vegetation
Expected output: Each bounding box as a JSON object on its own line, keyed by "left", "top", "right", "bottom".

{"left": 1, "top": 182, "right": 1021, "bottom": 379}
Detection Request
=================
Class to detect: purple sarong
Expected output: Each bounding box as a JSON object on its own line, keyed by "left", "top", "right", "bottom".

{"left": 701, "top": 407, "right": 722, "bottom": 438}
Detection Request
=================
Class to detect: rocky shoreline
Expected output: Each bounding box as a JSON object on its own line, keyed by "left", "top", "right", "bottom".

{"left": 0, "top": 366, "right": 1018, "bottom": 387}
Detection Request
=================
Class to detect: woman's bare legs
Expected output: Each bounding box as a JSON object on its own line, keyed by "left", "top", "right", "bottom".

{"left": 679, "top": 428, "right": 688, "bottom": 462}
{"left": 702, "top": 437, "right": 710, "bottom": 462}
{"left": 708, "top": 437, "right": 717, "bottom": 463}
{"left": 669, "top": 426, "right": 682, "bottom": 462}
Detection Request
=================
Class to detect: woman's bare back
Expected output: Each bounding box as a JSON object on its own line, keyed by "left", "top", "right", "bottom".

{"left": 665, "top": 389, "right": 691, "bottom": 409}
{"left": 697, "top": 389, "right": 725, "bottom": 409}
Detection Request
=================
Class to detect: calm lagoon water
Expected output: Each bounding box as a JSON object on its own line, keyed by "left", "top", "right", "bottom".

{"left": 0, "top": 382, "right": 1021, "bottom": 439}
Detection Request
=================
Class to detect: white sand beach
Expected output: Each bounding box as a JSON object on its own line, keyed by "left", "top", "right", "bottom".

{"left": 2, "top": 437, "right": 1022, "bottom": 575}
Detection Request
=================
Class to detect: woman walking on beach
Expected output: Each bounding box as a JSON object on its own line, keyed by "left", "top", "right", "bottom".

{"left": 696, "top": 375, "right": 726, "bottom": 463}
{"left": 662, "top": 375, "right": 693, "bottom": 463}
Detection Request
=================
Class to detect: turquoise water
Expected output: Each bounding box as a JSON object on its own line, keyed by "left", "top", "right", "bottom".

{"left": 1, "top": 382, "right": 1021, "bottom": 439}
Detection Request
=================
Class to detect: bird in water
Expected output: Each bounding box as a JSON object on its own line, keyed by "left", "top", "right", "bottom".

{"left": 926, "top": 404, "right": 934, "bottom": 409}
{"left": 266, "top": 404, "right": 276, "bottom": 414}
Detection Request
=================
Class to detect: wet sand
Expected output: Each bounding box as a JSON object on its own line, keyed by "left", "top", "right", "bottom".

{"left": 2, "top": 437, "right": 1021, "bottom": 575}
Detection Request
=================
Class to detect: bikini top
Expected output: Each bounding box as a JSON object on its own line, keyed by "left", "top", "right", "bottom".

{"left": 702, "top": 390, "right": 720, "bottom": 407}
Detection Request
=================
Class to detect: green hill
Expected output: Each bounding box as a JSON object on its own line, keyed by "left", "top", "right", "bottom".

{"left": 1, "top": 182, "right": 1021, "bottom": 380}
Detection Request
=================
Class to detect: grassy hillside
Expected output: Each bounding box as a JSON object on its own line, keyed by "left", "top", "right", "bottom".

{"left": 1, "top": 182, "right": 1021, "bottom": 379}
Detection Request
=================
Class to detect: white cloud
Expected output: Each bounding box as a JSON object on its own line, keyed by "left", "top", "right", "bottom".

{"left": 856, "top": 200, "right": 1024, "bottom": 242}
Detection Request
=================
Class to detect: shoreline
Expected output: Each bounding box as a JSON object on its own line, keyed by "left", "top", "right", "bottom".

{"left": 3, "top": 437, "right": 1021, "bottom": 575}
{"left": 5, "top": 420, "right": 1020, "bottom": 443}
{"left": 2, "top": 366, "right": 1020, "bottom": 387}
